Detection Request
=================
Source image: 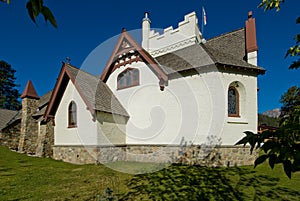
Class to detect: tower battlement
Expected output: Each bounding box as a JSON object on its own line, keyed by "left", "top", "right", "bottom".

{"left": 142, "top": 12, "right": 203, "bottom": 57}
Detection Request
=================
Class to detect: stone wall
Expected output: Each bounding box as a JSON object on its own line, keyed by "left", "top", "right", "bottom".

{"left": 53, "top": 145, "right": 127, "bottom": 164}
{"left": 173, "top": 145, "right": 258, "bottom": 167}
{"left": 52, "top": 144, "right": 257, "bottom": 167}
{"left": 0, "top": 118, "right": 54, "bottom": 157}
{"left": 19, "top": 98, "right": 39, "bottom": 154}
{"left": 0, "top": 121, "right": 21, "bottom": 150}
{"left": 36, "top": 120, "right": 54, "bottom": 157}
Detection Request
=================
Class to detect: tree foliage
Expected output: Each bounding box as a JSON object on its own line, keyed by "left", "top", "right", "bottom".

{"left": 259, "top": 0, "right": 300, "bottom": 69}
{"left": 258, "top": 0, "right": 285, "bottom": 11}
{"left": 285, "top": 17, "right": 300, "bottom": 70}
{"left": 0, "top": 60, "right": 21, "bottom": 110}
{"left": 1, "top": 0, "right": 57, "bottom": 28}
{"left": 238, "top": 0, "right": 300, "bottom": 178}
{"left": 236, "top": 86, "right": 300, "bottom": 178}
{"left": 280, "top": 86, "right": 300, "bottom": 117}
{"left": 258, "top": 113, "right": 280, "bottom": 127}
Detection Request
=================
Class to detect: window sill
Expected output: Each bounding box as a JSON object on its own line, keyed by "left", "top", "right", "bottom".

{"left": 117, "top": 83, "right": 139, "bottom": 90}
{"left": 227, "top": 117, "right": 248, "bottom": 124}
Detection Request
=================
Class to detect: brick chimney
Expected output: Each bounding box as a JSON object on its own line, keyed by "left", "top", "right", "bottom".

{"left": 245, "top": 11, "right": 258, "bottom": 66}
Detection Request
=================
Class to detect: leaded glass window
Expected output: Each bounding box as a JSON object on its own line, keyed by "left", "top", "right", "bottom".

{"left": 228, "top": 87, "right": 239, "bottom": 116}
{"left": 68, "top": 101, "right": 77, "bottom": 127}
{"left": 117, "top": 68, "right": 139, "bottom": 89}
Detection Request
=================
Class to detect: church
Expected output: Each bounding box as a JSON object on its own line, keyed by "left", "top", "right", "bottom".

{"left": 0, "top": 11, "right": 265, "bottom": 166}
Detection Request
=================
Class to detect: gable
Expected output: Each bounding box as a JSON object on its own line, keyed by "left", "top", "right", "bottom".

{"left": 44, "top": 63, "right": 128, "bottom": 121}
{"left": 100, "top": 29, "right": 168, "bottom": 85}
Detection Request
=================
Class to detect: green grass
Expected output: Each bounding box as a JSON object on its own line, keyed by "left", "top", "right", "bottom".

{"left": 1, "top": 146, "right": 300, "bottom": 200}
{"left": 0, "top": 146, "right": 132, "bottom": 200}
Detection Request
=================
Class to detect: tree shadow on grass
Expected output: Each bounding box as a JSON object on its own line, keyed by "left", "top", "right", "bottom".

{"left": 120, "top": 164, "right": 300, "bottom": 201}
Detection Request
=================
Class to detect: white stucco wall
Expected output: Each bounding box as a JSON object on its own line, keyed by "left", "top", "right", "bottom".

{"left": 106, "top": 62, "right": 258, "bottom": 146}
{"left": 222, "top": 71, "right": 258, "bottom": 145}
{"left": 247, "top": 51, "right": 258, "bottom": 66}
{"left": 54, "top": 80, "right": 97, "bottom": 145}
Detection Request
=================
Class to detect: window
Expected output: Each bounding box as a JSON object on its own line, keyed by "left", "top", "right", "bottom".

{"left": 228, "top": 87, "right": 239, "bottom": 117}
{"left": 68, "top": 101, "right": 77, "bottom": 127}
{"left": 117, "top": 68, "right": 139, "bottom": 89}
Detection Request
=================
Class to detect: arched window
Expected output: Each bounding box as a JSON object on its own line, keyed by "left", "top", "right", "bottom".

{"left": 117, "top": 68, "right": 139, "bottom": 90}
{"left": 68, "top": 101, "right": 77, "bottom": 127}
{"left": 228, "top": 87, "right": 239, "bottom": 117}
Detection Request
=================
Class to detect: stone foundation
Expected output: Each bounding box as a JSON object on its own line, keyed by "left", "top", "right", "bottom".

{"left": 53, "top": 145, "right": 127, "bottom": 164}
{"left": 53, "top": 144, "right": 258, "bottom": 167}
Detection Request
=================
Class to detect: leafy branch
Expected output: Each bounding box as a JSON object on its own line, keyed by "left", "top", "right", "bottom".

{"left": 1, "top": 0, "right": 57, "bottom": 28}
{"left": 258, "top": 0, "right": 285, "bottom": 11}
{"left": 285, "top": 17, "right": 300, "bottom": 70}
{"left": 237, "top": 86, "right": 300, "bottom": 178}
{"left": 259, "top": 0, "right": 299, "bottom": 69}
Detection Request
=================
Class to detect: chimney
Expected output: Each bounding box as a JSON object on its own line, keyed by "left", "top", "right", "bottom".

{"left": 142, "top": 12, "right": 151, "bottom": 51}
{"left": 245, "top": 11, "right": 258, "bottom": 66}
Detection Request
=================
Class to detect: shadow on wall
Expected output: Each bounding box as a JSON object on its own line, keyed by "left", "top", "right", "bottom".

{"left": 173, "top": 135, "right": 223, "bottom": 167}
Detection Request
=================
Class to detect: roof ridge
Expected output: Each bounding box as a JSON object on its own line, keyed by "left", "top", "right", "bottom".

{"left": 207, "top": 28, "right": 245, "bottom": 42}
{"left": 65, "top": 63, "right": 101, "bottom": 81}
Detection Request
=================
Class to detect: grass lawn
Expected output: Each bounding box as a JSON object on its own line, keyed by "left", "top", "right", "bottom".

{"left": 1, "top": 145, "right": 300, "bottom": 200}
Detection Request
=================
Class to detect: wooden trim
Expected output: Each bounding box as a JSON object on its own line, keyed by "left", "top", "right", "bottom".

{"left": 228, "top": 114, "right": 241, "bottom": 118}
{"left": 68, "top": 101, "right": 77, "bottom": 128}
{"left": 100, "top": 29, "right": 168, "bottom": 83}
{"left": 112, "top": 56, "right": 142, "bottom": 71}
{"left": 44, "top": 63, "right": 67, "bottom": 121}
{"left": 44, "top": 63, "right": 96, "bottom": 121}
{"left": 64, "top": 66, "right": 96, "bottom": 117}
{"left": 117, "top": 68, "right": 140, "bottom": 90}
{"left": 217, "top": 63, "right": 265, "bottom": 75}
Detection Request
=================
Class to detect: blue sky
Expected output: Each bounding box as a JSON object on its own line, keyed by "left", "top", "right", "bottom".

{"left": 0, "top": 0, "right": 299, "bottom": 113}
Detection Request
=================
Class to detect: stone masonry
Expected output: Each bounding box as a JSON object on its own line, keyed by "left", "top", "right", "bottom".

{"left": 18, "top": 97, "right": 39, "bottom": 154}
{"left": 35, "top": 120, "right": 54, "bottom": 157}
{"left": 0, "top": 121, "right": 21, "bottom": 150}
{"left": 53, "top": 145, "right": 257, "bottom": 167}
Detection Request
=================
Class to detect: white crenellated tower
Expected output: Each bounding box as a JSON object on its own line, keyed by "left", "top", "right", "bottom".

{"left": 142, "top": 12, "right": 203, "bottom": 57}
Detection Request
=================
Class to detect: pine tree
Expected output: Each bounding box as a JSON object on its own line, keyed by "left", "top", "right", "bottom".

{"left": 0, "top": 60, "right": 21, "bottom": 110}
